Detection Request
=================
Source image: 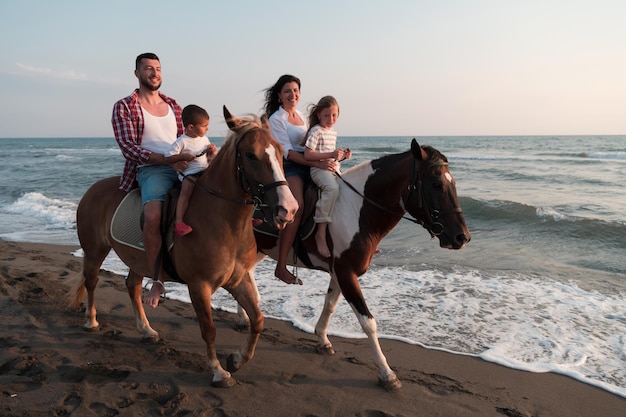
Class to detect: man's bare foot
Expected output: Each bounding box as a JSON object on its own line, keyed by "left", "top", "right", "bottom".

{"left": 315, "top": 232, "right": 331, "bottom": 258}
{"left": 143, "top": 280, "right": 165, "bottom": 308}
{"left": 275, "top": 266, "right": 303, "bottom": 285}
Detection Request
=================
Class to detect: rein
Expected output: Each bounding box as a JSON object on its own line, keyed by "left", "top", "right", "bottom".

{"left": 335, "top": 171, "right": 404, "bottom": 219}
{"left": 183, "top": 175, "right": 259, "bottom": 207}
{"left": 336, "top": 156, "right": 462, "bottom": 237}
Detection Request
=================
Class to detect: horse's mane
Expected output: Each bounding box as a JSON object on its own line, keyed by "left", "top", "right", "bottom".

{"left": 218, "top": 114, "right": 266, "bottom": 160}
{"left": 347, "top": 144, "right": 448, "bottom": 177}
{"left": 421, "top": 145, "right": 448, "bottom": 165}
{"left": 203, "top": 114, "right": 266, "bottom": 180}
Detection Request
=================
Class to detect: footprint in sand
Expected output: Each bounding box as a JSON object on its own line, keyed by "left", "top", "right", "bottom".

{"left": 89, "top": 402, "right": 119, "bottom": 417}
{"left": 61, "top": 391, "right": 82, "bottom": 413}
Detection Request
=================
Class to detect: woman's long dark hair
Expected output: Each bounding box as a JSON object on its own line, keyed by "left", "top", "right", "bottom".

{"left": 263, "top": 74, "right": 301, "bottom": 117}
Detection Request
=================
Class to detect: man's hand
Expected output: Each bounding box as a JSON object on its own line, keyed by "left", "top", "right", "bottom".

{"left": 169, "top": 152, "right": 194, "bottom": 172}
{"left": 179, "top": 152, "right": 196, "bottom": 162}
{"left": 206, "top": 143, "right": 217, "bottom": 156}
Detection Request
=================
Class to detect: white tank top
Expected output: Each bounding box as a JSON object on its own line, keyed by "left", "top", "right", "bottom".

{"left": 141, "top": 106, "right": 177, "bottom": 156}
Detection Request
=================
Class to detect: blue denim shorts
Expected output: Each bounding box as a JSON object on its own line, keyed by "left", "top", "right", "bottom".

{"left": 283, "top": 159, "right": 311, "bottom": 182}
{"left": 137, "top": 165, "right": 179, "bottom": 205}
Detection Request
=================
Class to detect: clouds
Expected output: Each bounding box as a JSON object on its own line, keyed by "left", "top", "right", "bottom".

{"left": 0, "top": 1, "right": 625, "bottom": 137}
{"left": 12, "top": 62, "right": 125, "bottom": 86}
{"left": 15, "top": 62, "right": 88, "bottom": 81}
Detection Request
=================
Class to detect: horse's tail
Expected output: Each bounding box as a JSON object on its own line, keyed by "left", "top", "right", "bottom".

{"left": 66, "top": 270, "right": 86, "bottom": 309}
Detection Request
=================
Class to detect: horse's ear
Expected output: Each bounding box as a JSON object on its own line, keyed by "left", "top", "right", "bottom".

{"left": 411, "top": 138, "right": 426, "bottom": 161}
{"left": 260, "top": 114, "right": 270, "bottom": 130}
{"left": 223, "top": 105, "right": 243, "bottom": 132}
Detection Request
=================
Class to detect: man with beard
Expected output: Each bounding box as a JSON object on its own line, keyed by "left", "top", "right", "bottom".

{"left": 112, "top": 52, "right": 194, "bottom": 307}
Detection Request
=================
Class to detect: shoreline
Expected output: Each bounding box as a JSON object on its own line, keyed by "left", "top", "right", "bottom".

{"left": 1, "top": 239, "right": 624, "bottom": 416}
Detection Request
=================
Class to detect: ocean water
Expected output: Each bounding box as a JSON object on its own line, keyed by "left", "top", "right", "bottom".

{"left": 0, "top": 135, "right": 624, "bottom": 398}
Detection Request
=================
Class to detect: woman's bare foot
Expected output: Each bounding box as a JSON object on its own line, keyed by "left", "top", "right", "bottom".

{"left": 315, "top": 223, "right": 331, "bottom": 258}
{"left": 315, "top": 231, "right": 331, "bottom": 258}
{"left": 275, "top": 266, "right": 303, "bottom": 285}
{"left": 143, "top": 280, "right": 165, "bottom": 308}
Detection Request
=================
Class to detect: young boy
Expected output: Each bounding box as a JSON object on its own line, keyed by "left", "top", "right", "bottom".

{"left": 165, "top": 104, "right": 217, "bottom": 236}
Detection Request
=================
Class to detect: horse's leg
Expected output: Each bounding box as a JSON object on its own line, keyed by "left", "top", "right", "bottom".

{"left": 314, "top": 276, "right": 342, "bottom": 355}
{"left": 235, "top": 253, "right": 264, "bottom": 329}
{"left": 125, "top": 269, "right": 159, "bottom": 340}
{"left": 335, "top": 267, "right": 402, "bottom": 391}
{"left": 187, "top": 281, "right": 235, "bottom": 388}
{"left": 227, "top": 271, "right": 264, "bottom": 373}
{"left": 74, "top": 246, "right": 110, "bottom": 331}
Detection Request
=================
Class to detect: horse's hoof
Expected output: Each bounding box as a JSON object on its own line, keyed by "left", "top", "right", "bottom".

{"left": 140, "top": 335, "right": 160, "bottom": 344}
{"left": 212, "top": 377, "right": 236, "bottom": 388}
{"left": 226, "top": 353, "right": 243, "bottom": 373}
{"left": 378, "top": 376, "right": 402, "bottom": 392}
{"left": 316, "top": 344, "right": 335, "bottom": 355}
{"left": 82, "top": 325, "right": 100, "bottom": 332}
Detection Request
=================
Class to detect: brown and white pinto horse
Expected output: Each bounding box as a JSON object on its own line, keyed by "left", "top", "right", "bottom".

{"left": 249, "top": 139, "right": 470, "bottom": 391}
{"left": 69, "top": 107, "right": 298, "bottom": 387}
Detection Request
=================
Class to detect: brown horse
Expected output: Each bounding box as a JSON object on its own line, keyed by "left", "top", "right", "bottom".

{"left": 69, "top": 107, "right": 298, "bottom": 387}
{"left": 247, "top": 139, "right": 470, "bottom": 391}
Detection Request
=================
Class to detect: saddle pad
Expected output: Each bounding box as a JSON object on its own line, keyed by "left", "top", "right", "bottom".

{"left": 111, "top": 188, "right": 178, "bottom": 251}
{"left": 110, "top": 189, "right": 145, "bottom": 250}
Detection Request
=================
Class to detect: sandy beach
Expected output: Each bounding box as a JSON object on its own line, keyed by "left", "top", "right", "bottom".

{"left": 0, "top": 239, "right": 623, "bottom": 417}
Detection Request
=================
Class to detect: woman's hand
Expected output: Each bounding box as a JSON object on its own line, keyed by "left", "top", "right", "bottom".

{"left": 337, "top": 148, "right": 352, "bottom": 162}
{"left": 318, "top": 159, "right": 337, "bottom": 172}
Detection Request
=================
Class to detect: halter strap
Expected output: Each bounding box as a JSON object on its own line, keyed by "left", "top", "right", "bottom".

{"left": 181, "top": 138, "right": 288, "bottom": 209}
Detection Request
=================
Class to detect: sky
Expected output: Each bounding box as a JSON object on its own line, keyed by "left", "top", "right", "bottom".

{"left": 0, "top": 0, "right": 624, "bottom": 138}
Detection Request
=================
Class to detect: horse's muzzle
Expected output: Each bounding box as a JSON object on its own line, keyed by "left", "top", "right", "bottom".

{"left": 274, "top": 206, "right": 295, "bottom": 230}
{"left": 440, "top": 231, "right": 471, "bottom": 250}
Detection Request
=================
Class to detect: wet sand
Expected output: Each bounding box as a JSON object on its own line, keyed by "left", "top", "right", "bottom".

{"left": 1, "top": 239, "right": 624, "bottom": 416}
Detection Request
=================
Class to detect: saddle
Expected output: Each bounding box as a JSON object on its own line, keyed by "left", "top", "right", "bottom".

{"left": 252, "top": 182, "right": 322, "bottom": 269}
{"left": 110, "top": 182, "right": 322, "bottom": 278}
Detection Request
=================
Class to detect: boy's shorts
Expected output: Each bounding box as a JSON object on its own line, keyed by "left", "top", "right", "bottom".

{"left": 137, "top": 165, "right": 179, "bottom": 206}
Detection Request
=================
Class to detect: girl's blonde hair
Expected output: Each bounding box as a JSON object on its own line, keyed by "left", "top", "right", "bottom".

{"left": 303, "top": 96, "right": 340, "bottom": 143}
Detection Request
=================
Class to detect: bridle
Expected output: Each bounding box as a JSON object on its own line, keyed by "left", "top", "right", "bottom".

{"left": 183, "top": 128, "right": 287, "bottom": 211}
{"left": 235, "top": 147, "right": 288, "bottom": 212}
{"left": 336, "top": 154, "right": 463, "bottom": 237}
{"left": 405, "top": 157, "right": 463, "bottom": 237}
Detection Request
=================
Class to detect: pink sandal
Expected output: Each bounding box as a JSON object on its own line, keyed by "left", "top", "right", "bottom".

{"left": 174, "top": 222, "right": 193, "bottom": 236}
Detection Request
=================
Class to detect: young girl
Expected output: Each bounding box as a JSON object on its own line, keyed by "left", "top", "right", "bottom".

{"left": 303, "top": 96, "right": 352, "bottom": 257}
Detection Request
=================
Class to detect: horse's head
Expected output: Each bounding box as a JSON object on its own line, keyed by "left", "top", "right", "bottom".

{"left": 223, "top": 106, "right": 298, "bottom": 230}
{"left": 405, "top": 139, "right": 471, "bottom": 249}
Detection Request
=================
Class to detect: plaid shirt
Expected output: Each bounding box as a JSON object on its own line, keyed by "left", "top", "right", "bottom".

{"left": 111, "top": 89, "right": 184, "bottom": 191}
